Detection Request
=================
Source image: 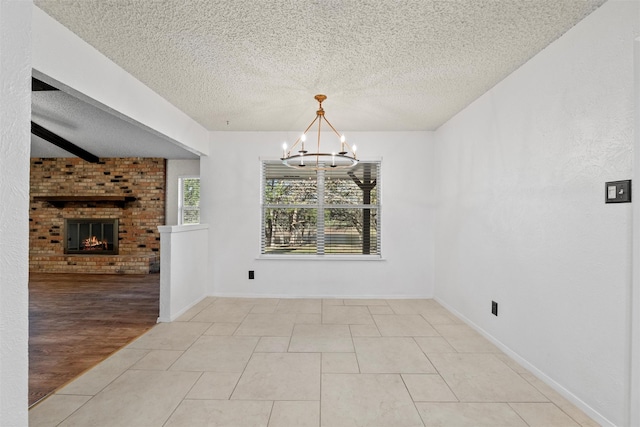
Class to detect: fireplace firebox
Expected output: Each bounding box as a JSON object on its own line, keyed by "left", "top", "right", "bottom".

{"left": 64, "top": 218, "right": 119, "bottom": 255}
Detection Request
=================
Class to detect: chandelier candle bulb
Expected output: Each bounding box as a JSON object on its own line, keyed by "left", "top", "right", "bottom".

{"left": 282, "top": 143, "right": 287, "bottom": 158}
{"left": 332, "top": 152, "right": 336, "bottom": 167}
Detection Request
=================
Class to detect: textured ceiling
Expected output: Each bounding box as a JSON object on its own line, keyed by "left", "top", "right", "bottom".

{"left": 31, "top": 90, "right": 200, "bottom": 159}
{"left": 34, "top": 0, "right": 607, "bottom": 134}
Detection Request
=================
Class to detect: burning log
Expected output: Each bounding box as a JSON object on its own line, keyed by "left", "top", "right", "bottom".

{"left": 82, "top": 236, "right": 108, "bottom": 251}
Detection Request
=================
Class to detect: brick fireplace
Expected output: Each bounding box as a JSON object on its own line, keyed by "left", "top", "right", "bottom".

{"left": 29, "top": 158, "right": 165, "bottom": 274}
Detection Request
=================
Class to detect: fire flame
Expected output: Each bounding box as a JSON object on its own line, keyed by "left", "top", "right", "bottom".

{"left": 82, "top": 236, "right": 108, "bottom": 251}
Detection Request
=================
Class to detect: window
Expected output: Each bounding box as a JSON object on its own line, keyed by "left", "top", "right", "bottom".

{"left": 261, "top": 161, "right": 380, "bottom": 256}
{"left": 179, "top": 177, "right": 200, "bottom": 225}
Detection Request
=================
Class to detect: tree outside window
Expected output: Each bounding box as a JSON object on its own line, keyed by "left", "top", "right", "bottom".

{"left": 179, "top": 177, "right": 200, "bottom": 225}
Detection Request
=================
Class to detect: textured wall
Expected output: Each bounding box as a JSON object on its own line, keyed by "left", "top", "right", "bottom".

{"left": 0, "top": 0, "right": 31, "bottom": 424}
{"left": 434, "top": 1, "right": 638, "bottom": 425}
{"left": 29, "top": 158, "right": 165, "bottom": 273}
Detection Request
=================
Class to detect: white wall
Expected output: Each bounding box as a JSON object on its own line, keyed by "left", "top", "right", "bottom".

{"left": 158, "top": 224, "right": 209, "bottom": 322}
{"left": 165, "top": 159, "right": 200, "bottom": 225}
{"left": 202, "top": 131, "right": 435, "bottom": 298}
{"left": 631, "top": 35, "right": 640, "bottom": 427}
{"left": 32, "top": 5, "right": 209, "bottom": 157}
{"left": 0, "top": 0, "right": 30, "bottom": 424}
{"left": 433, "top": 1, "right": 638, "bottom": 425}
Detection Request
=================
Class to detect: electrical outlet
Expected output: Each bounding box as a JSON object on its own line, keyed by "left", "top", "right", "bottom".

{"left": 491, "top": 301, "right": 498, "bottom": 316}
{"left": 248, "top": 270, "right": 255, "bottom": 280}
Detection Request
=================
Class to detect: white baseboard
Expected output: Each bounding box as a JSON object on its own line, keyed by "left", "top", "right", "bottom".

{"left": 157, "top": 294, "right": 208, "bottom": 323}
{"left": 434, "top": 297, "right": 614, "bottom": 427}
{"left": 209, "top": 293, "right": 434, "bottom": 299}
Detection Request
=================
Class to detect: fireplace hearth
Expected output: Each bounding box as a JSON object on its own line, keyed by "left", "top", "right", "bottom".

{"left": 64, "top": 218, "right": 119, "bottom": 255}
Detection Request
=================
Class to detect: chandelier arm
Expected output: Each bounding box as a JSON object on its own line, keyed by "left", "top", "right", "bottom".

{"left": 302, "top": 114, "right": 320, "bottom": 135}
{"left": 323, "top": 116, "right": 355, "bottom": 154}
{"left": 287, "top": 115, "right": 320, "bottom": 156}
{"left": 322, "top": 116, "right": 343, "bottom": 139}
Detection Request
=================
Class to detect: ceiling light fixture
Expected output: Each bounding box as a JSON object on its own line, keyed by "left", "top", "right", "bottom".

{"left": 281, "top": 94, "right": 358, "bottom": 170}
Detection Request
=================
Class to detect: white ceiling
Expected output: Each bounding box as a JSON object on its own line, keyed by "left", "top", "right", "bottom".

{"left": 31, "top": 89, "right": 201, "bottom": 159}
{"left": 32, "top": 0, "right": 607, "bottom": 158}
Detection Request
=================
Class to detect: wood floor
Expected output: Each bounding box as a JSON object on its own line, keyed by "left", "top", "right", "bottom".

{"left": 29, "top": 273, "right": 159, "bottom": 407}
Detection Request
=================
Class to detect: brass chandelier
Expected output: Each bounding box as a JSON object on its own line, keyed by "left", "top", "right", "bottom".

{"left": 280, "top": 94, "right": 358, "bottom": 170}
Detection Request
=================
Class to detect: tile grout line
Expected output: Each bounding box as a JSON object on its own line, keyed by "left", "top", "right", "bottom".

{"left": 265, "top": 401, "right": 276, "bottom": 427}
{"left": 398, "top": 372, "right": 427, "bottom": 427}
{"left": 160, "top": 313, "right": 215, "bottom": 425}
{"left": 160, "top": 370, "right": 206, "bottom": 426}
{"left": 227, "top": 324, "right": 262, "bottom": 401}
{"left": 515, "top": 372, "right": 589, "bottom": 426}
{"left": 411, "top": 322, "right": 462, "bottom": 403}
{"left": 319, "top": 350, "right": 323, "bottom": 427}
{"left": 53, "top": 348, "right": 152, "bottom": 426}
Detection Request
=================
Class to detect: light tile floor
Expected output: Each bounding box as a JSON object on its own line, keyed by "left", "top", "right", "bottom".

{"left": 29, "top": 298, "right": 599, "bottom": 427}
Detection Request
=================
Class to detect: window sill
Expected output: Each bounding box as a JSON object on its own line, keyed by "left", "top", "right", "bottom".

{"left": 257, "top": 254, "right": 384, "bottom": 261}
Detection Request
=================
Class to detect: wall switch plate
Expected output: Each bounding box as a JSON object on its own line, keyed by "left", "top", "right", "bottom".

{"left": 605, "top": 180, "right": 631, "bottom": 203}
{"left": 248, "top": 270, "right": 255, "bottom": 280}
{"left": 491, "top": 301, "right": 498, "bottom": 316}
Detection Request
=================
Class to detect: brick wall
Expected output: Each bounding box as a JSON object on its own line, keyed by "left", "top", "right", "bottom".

{"left": 29, "top": 158, "right": 165, "bottom": 274}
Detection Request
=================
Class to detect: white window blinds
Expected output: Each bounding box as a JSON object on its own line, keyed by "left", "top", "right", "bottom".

{"left": 262, "top": 161, "right": 381, "bottom": 256}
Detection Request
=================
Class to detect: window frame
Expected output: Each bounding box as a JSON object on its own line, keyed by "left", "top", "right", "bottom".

{"left": 178, "top": 175, "right": 201, "bottom": 225}
{"left": 260, "top": 160, "right": 382, "bottom": 259}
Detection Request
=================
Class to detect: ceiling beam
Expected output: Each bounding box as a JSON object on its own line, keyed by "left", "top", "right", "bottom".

{"left": 32, "top": 77, "right": 59, "bottom": 91}
{"left": 31, "top": 121, "right": 100, "bottom": 163}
